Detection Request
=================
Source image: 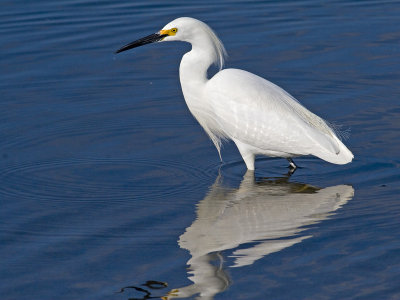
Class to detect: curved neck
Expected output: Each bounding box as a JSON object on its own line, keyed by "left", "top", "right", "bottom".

{"left": 178, "top": 37, "right": 225, "bottom": 157}
{"left": 179, "top": 47, "right": 214, "bottom": 87}
{"left": 179, "top": 33, "right": 220, "bottom": 90}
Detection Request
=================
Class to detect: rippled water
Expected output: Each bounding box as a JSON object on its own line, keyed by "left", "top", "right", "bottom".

{"left": 1, "top": 1, "right": 400, "bottom": 299}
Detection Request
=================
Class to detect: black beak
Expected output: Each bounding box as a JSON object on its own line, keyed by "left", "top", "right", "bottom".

{"left": 115, "top": 32, "right": 168, "bottom": 54}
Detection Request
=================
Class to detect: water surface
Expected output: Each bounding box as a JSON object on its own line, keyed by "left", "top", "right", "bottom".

{"left": 1, "top": 1, "right": 400, "bottom": 299}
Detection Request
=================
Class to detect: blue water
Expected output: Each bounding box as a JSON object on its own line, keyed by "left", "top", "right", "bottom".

{"left": 1, "top": 1, "right": 400, "bottom": 299}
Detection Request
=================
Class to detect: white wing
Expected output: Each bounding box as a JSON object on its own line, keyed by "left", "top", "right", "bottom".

{"left": 205, "top": 69, "right": 353, "bottom": 163}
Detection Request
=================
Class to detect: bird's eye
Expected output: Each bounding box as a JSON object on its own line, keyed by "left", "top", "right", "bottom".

{"left": 171, "top": 28, "right": 178, "bottom": 33}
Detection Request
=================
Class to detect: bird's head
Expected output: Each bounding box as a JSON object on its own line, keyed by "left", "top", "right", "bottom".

{"left": 158, "top": 17, "right": 210, "bottom": 42}
{"left": 115, "top": 17, "right": 227, "bottom": 69}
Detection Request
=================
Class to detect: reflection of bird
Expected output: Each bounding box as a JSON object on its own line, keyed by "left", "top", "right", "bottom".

{"left": 162, "top": 172, "right": 354, "bottom": 299}
{"left": 116, "top": 17, "right": 353, "bottom": 170}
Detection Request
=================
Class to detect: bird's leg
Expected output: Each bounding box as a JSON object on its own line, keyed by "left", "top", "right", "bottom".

{"left": 242, "top": 154, "right": 255, "bottom": 171}
{"left": 287, "top": 158, "right": 297, "bottom": 170}
{"left": 286, "top": 158, "right": 297, "bottom": 176}
{"left": 234, "top": 139, "right": 255, "bottom": 170}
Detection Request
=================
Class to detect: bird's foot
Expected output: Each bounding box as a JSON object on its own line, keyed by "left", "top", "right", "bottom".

{"left": 287, "top": 158, "right": 297, "bottom": 169}
{"left": 287, "top": 158, "right": 297, "bottom": 176}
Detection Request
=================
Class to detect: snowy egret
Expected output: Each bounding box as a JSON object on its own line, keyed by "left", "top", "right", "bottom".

{"left": 116, "top": 17, "right": 353, "bottom": 170}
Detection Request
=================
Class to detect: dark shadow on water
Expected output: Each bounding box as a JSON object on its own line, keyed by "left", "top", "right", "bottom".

{"left": 123, "top": 171, "right": 354, "bottom": 300}
{"left": 117, "top": 281, "right": 169, "bottom": 300}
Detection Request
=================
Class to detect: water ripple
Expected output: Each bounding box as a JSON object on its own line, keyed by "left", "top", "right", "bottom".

{"left": 0, "top": 157, "right": 215, "bottom": 241}
{"left": 0, "top": 157, "right": 212, "bottom": 203}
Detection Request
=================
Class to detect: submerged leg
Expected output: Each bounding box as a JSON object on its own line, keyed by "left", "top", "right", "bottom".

{"left": 286, "top": 158, "right": 297, "bottom": 176}
{"left": 287, "top": 158, "right": 297, "bottom": 170}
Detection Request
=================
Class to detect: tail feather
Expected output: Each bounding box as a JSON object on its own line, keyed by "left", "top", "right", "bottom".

{"left": 313, "top": 136, "right": 353, "bottom": 165}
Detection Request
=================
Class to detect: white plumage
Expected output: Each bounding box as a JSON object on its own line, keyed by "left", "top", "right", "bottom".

{"left": 116, "top": 17, "right": 354, "bottom": 170}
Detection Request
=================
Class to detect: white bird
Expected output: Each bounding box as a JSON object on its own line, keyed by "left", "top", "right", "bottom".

{"left": 116, "top": 17, "right": 354, "bottom": 171}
